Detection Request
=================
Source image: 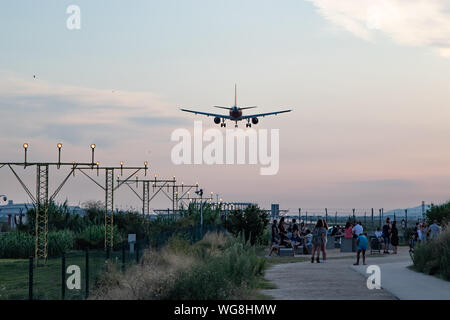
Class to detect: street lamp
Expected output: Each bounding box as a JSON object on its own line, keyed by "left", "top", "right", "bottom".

{"left": 90, "top": 144, "right": 96, "bottom": 165}
{"left": 23, "top": 143, "right": 28, "bottom": 165}
{"left": 57, "top": 143, "right": 62, "bottom": 168}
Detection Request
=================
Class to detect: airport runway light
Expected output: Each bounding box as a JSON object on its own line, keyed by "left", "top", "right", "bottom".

{"left": 23, "top": 143, "right": 28, "bottom": 165}
{"left": 120, "top": 161, "right": 124, "bottom": 176}
{"left": 144, "top": 161, "right": 148, "bottom": 175}
{"left": 96, "top": 161, "right": 100, "bottom": 176}
{"left": 57, "top": 143, "right": 62, "bottom": 168}
{"left": 90, "top": 144, "right": 96, "bottom": 165}
{"left": 173, "top": 175, "right": 176, "bottom": 182}
{"left": 136, "top": 174, "right": 139, "bottom": 187}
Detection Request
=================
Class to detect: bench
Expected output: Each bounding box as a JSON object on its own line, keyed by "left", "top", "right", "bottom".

{"left": 279, "top": 248, "right": 294, "bottom": 257}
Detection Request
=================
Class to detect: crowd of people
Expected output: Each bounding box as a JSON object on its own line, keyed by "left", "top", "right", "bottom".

{"left": 267, "top": 217, "right": 370, "bottom": 264}
{"left": 267, "top": 217, "right": 314, "bottom": 257}
{"left": 410, "top": 220, "right": 442, "bottom": 247}
{"left": 267, "top": 216, "right": 443, "bottom": 267}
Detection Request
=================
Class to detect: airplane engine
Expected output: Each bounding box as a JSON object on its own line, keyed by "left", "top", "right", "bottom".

{"left": 252, "top": 117, "right": 259, "bottom": 125}
{"left": 214, "top": 117, "right": 221, "bottom": 124}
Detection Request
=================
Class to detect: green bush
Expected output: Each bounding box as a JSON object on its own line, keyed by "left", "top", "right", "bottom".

{"left": 167, "top": 235, "right": 266, "bottom": 299}
{"left": 413, "top": 225, "right": 450, "bottom": 280}
{"left": 48, "top": 230, "right": 75, "bottom": 256}
{"left": 426, "top": 202, "right": 450, "bottom": 225}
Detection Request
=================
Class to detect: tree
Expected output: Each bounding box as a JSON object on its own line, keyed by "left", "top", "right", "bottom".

{"left": 223, "top": 205, "right": 269, "bottom": 245}
{"left": 426, "top": 201, "right": 450, "bottom": 225}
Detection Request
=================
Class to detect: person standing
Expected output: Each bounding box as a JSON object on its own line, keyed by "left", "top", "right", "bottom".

{"left": 354, "top": 232, "right": 368, "bottom": 265}
{"left": 267, "top": 219, "right": 280, "bottom": 256}
{"left": 311, "top": 220, "right": 325, "bottom": 263}
{"left": 278, "top": 217, "right": 288, "bottom": 246}
{"left": 353, "top": 221, "right": 363, "bottom": 237}
{"left": 429, "top": 220, "right": 442, "bottom": 240}
{"left": 420, "top": 223, "right": 428, "bottom": 244}
{"left": 321, "top": 219, "right": 329, "bottom": 262}
{"left": 382, "top": 217, "right": 391, "bottom": 254}
{"left": 344, "top": 222, "right": 353, "bottom": 239}
{"left": 417, "top": 223, "right": 423, "bottom": 244}
{"left": 391, "top": 221, "right": 399, "bottom": 254}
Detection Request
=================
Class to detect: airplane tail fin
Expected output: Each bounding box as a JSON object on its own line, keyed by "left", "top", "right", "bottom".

{"left": 235, "top": 84, "right": 237, "bottom": 107}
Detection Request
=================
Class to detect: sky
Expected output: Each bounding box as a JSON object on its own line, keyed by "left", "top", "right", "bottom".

{"left": 1, "top": 0, "right": 450, "bottom": 213}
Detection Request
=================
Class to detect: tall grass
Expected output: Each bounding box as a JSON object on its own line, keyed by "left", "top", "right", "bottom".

{"left": 75, "top": 224, "right": 123, "bottom": 249}
{"left": 91, "top": 232, "right": 266, "bottom": 300}
{"left": 412, "top": 224, "right": 450, "bottom": 280}
{"left": 0, "top": 230, "right": 75, "bottom": 258}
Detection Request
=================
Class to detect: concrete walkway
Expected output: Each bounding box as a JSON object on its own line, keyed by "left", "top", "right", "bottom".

{"left": 352, "top": 257, "right": 450, "bottom": 300}
{"left": 261, "top": 246, "right": 450, "bottom": 300}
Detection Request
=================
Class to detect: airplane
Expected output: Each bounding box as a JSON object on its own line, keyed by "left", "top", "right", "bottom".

{"left": 180, "top": 85, "right": 292, "bottom": 128}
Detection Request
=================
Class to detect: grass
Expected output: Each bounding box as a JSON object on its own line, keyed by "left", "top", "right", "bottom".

{"left": 0, "top": 250, "right": 137, "bottom": 300}
{"left": 91, "top": 232, "right": 268, "bottom": 300}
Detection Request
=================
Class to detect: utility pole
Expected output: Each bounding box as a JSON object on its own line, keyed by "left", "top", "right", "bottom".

{"left": 0, "top": 143, "right": 102, "bottom": 264}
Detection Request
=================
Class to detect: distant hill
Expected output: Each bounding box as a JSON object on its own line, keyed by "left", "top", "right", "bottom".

{"left": 384, "top": 204, "right": 432, "bottom": 219}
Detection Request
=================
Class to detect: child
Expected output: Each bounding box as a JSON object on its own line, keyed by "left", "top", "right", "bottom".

{"left": 354, "top": 232, "right": 368, "bottom": 265}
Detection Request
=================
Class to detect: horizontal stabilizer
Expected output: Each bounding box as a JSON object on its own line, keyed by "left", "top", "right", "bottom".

{"left": 213, "top": 106, "right": 232, "bottom": 110}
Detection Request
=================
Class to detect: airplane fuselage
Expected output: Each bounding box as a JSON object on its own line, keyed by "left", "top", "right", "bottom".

{"left": 230, "top": 106, "right": 242, "bottom": 119}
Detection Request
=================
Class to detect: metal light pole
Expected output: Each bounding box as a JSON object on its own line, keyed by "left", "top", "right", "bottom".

{"left": 0, "top": 143, "right": 101, "bottom": 264}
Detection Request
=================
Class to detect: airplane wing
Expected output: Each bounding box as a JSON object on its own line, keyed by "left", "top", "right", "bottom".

{"left": 180, "top": 108, "right": 232, "bottom": 119}
{"left": 241, "top": 109, "right": 292, "bottom": 119}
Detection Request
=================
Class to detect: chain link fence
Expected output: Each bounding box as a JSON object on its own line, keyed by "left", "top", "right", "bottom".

{"left": 0, "top": 224, "right": 222, "bottom": 300}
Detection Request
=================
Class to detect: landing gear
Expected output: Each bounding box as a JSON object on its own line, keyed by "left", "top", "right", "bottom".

{"left": 220, "top": 123, "right": 226, "bottom": 127}
{"left": 246, "top": 119, "right": 252, "bottom": 128}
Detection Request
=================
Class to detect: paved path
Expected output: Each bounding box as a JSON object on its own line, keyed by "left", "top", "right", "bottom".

{"left": 352, "top": 258, "right": 450, "bottom": 300}
{"left": 261, "top": 246, "right": 450, "bottom": 300}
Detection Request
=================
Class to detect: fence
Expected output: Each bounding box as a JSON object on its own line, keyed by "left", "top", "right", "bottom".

{"left": 279, "top": 208, "right": 426, "bottom": 231}
{"left": 0, "top": 224, "right": 222, "bottom": 300}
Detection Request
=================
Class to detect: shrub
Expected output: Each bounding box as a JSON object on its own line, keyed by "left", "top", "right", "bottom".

{"left": 75, "top": 225, "right": 123, "bottom": 250}
{"left": 48, "top": 230, "right": 75, "bottom": 256}
{"left": 223, "top": 205, "right": 269, "bottom": 245}
{"left": 167, "top": 236, "right": 266, "bottom": 299}
{"left": 426, "top": 201, "right": 450, "bottom": 225}
{"left": 91, "top": 232, "right": 267, "bottom": 300}
{"left": 413, "top": 224, "right": 450, "bottom": 280}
